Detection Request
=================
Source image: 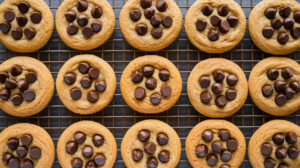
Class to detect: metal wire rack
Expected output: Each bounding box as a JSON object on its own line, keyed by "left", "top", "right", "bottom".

{"left": 0, "top": 0, "right": 300, "bottom": 167}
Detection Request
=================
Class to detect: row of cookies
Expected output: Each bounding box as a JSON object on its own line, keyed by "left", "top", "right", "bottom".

{"left": 0, "top": 119, "right": 299, "bottom": 168}
{"left": 0, "top": 0, "right": 299, "bottom": 55}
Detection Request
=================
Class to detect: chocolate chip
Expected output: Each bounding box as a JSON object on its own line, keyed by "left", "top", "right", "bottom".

{"left": 266, "top": 69, "right": 279, "bottom": 80}
{"left": 156, "top": 0, "right": 167, "bottom": 12}
{"left": 10, "top": 94, "right": 23, "bottom": 105}
{"left": 218, "top": 5, "right": 229, "bottom": 16}
{"left": 274, "top": 80, "right": 287, "bottom": 92}
{"left": 131, "top": 71, "right": 143, "bottom": 83}
{"left": 2, "top": 153, "right": 14, "bottom": 165}
{"left": 0, "top": 22, "right": 11, "bottom": 33}
{"left": 17, "top": 80, "right": 28, "bottom": 92}
{"left": 135, "top": 88, "right": 146, "bottom": 100}
{"left": 12, "top": 28, "right": 23, "bottom": 40}
{"left": 219, "top": 21, "right": 230, "bottom": 33}
{"left": 162, "top": 16, "right": 173, "bottom": 27}
{"left": 277, "top": 32, "right": 289, "bottom": 44}
{"left": 9, "top": 158, "right": 20, "bottom": 168}
{"left": 265, "top": 8, "right": 277, "bottom": 19}
{"left": 264, "top": 158, "right": 276, "bottom": 168}
{"left": 67, "top": 23, "right": 78, "bottom": 35}
{"left": 227, "top": 74, "right": 238, "bottom": 86}
{"left": 285, "top": 87, "right": 295, "bottom": 99}
{"left": 282, "top": 68, "right": 294, "bottom": 79}
{"left": 135, "top": 23, "right": 148, "bottom": 35}
{"left": 93, "top": 134, "right": 104, "bottom": 146}
{"left": 91, "top": 6, "right": 102, "bottom": 18}
{"left": 77, "top": 14, "right": 89, "bottom": 27}
{"left": 140, "top": 0, "right": 152, "bottom": 9}
{"left": 196, "top": 19, "right": 207, "bottom": 31}
{"left": 161, "top": 85, "right": 172, "bottom": 97}
{"left": 290, "top": 81, "right": 300, "bottom": 92}
{"left": 292, "top": 27, "right": 300, "bottom": 38}
{"left": 30, "top": 12, "right": 42, "bottom": 23}
{"left": 65, "top": 11, "right": 77, "bottom": 23}
{"left": 71, "top": 158, "right": 83, "bottom": 168}
{"left": 144, "top": 8, "right": 155, "bottom": 19}
{"left": 151, "top": 27, "right": 162, "bottom": 39}
{"left": 90, "top": 22, "right": 101, "bottom": 33}
{"left": 220, "top": 150, "right": 231, "bottom": 162}
{"left": 77, "top": 62, "right": 89, "bottom": 74}
{"left": 212, "top": 141, "right": 223, "bottom": 153}
{"left": 262, "top": 85, "right": 273, "bottom": 97}
{"left": 94, "top": 154, "right": 106, "bottom": 166}
{"left": 0, "top": 89, "right": 10, "bottom": 100}
{"left": 227, "top": 15, "right": 239, "bottom": 27}
{"left": 218, "top": 129, "right": 230, "bottom": 141}
{"left": 286, "top": 132, "right": 297, "bottom": 144}
{"left": 159, "top": 70, "right": 169, "bottom": 81}
{"left": 275, "top": 94, "right": 287, "bottom": 106}
{"left": 226, "top": 89, "right": 236, "bottom": 100}
{"left": 17, "top": 145, "right": 28, "bottom": 158}
{"left": 212, "top": 83, "right": 223, "bottom": 94}
{"left": 147, "top": 157, "right": 158, "bottom": 168}
{"left": 77, "top": 0, "right": 88, "bottom": 11}
{"left": 22, "top": 160, "right": 34, "bottom": 168}
{"left": 94, "top": 80, "right": 106, "bottom": 92}
{"left": 132, "top": 149, "right": 143, "bottom": 161}
{"left": 227, "top": 139, "right": 238, "bottom": 151}
{"left": 29, "top": 148, "right": 41, "bottom": 159}
{"left": 6, "top": 78, "right": 16, "bottom": 89}
{"left": 74, "top": 132, "right": 86, "bottom": 144}
{"left": 278, "top": 163, "right": 288, "bottom": 168}
{"left": 150, "top": 93, "right": 161, "bottom": 105}
{"left": 24, "top": 90, "right": 35, "bottom": 101}
{"left": 273, "top": 133, "right": 285, "bottom": 145}
{"left": 220, "top": 165, "right": 230, "bottom": 168}
{"left": 288, "top": 146, "right": 299, "bottom": 159}
{"left": 157, "top": 133, "right": 168, "bottom": 145}
{"left": 4, "top": 10, "right": 15, "bottom": 22}
{"left": 199, "top": 76, "right": 210, "bottom": 88}
{"left": 200, "top": 92, "right": 212, "bottom": 104}
{"left": 87, "top": 91, "right": 99, "bottom": 102}
{"left": 271, "top": 18, "right": 282, "bottom": 29}
{"left": 21, "top": 134, "right": 33, "bottom": 146}
{"left": 262, "top": 26, "right": 274, "bottom": 38}
{"left": 80, "top": 77, "right": 91, "bottom": 88}
{"left": 24, "top": 28, "right": 36, "bottom": 39}
{"left": 294, "top": 11, "right": 300, "bottom": 23}
{"left": 10, "top": 65, "right": 22, "bottom": 76}
{"left": 276, "top": 147, "right": 287, "bottom": 159}
{"left": 144, "top": 142, "right": 156, "bottom": 154}
{"left": 206, "top": 154, "right": 218, "bottom": 166}
{"left": 261, "top": 143, "right": 273, "bottom": 155}
{"left": 210, "top": 15, "right": 221, "bottom": 26}
{"left": 82, "top": 145, "right": 93, "bottom": 158}
{"left": 279, "top": 6, "right": 291, "bottom": 18}
{"left": 196, "top": 144, "right": 208, "bottom": 157}
{"left": 130, "top": 10, "right": 141, "bottom": 21}
{"left": 70, "top": 88, "right": 82, "bottom": 100}
{"left": 17, "top": 2, "right": 30, "bottom": 13}
{"left": 150, "top": 14, "right": 162, "bottom": 27}
{"left": 138, "top": 130, "right": 150, "bottom": 142}
{"left": 283, "top": 17, "right": 294, "bottom": 29}
{"left": 89, "top": 67, "right": 100, "bottom": 79}
{"left": 202, "top": 130, "right": 213, "bottom": 142}
{"left": 25, "top": 72, "right": 37, "bottom": 83}
{"left": 0, "top": 72, "right": 8, "bottom": 83}
{"left": 7, "top": 138, "right": 19, "bottom": 150}
{"left": 158, "top": 150, "right": 169, "bottom": 163}
{"left": 86, "top": 161, "right": 96, "bottom": 168}
{"left": 213, "top": 70, "right": 224, "bottom": 81}
{"left": 64, "top": 73, "right": 76, "bottom": 84}
{"left": 202, "top": 4, "right": 213, "bottom": 16}
{"left": 16, "top": 15, "right": 28, "bottom": 27}
{"left": 143, "top": 66, "right": 154, "bottom": 77}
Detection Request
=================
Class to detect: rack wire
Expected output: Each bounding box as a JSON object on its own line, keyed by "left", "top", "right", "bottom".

{"left": 0, "top": 0, "right": 300, "bottom": 167}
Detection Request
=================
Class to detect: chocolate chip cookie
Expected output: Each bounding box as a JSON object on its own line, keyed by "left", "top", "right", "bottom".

{"left": 121, "top": 119, "right": 181, "bottom": 168}
{"left": 57, "top": 121, "right": 117, "bottom": 168}
{"left": 186, "top": 120, "right": 246, "bottom": 168}
{"left": 0, "top": 123, "right": 55, "bottom": 168}
{"left": 56, "top": 55, "right": 116, "bottom": 115}
{"left": 248, "top": 120, "right": 300, "bottom": 168}
{"left": 55, "top": 0, "right": 115, "bottom": 50}
{"left": 249, "top": 0, "right": 300, "bottom": 55}
{"left": 119, "top": 0, "right": 182, "bottom": 51}
{"left": 0, "top": 56, "right": 54, "bottom": 117}
{"left": 120, "top": 55, "right": 182, "bottom": 114}
{"left": 0, "top": 0, "right": 54, "bottom": 53}
{"left": 184, "top": 0, "right": 246, "bottom": 53}
{"left": 187, "top": 58, "right": 248, "bottom": 118}
{"left": 249, "top": 57, "right": 300, "bottom": 116}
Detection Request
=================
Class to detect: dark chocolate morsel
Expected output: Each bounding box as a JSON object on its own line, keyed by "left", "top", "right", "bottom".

{"left": 2, "top": 153, "right": 14, "bottom": 165}
{"left": 6, "top": 138, "right": 19, "bottom": 150}
{"left": 227, "top": 74, "right": 238, "bottom": 86}
{"left": 24, "top": 90, "right": 35, "bottom": 101}
{"left": 143, "top": 66, "right": 154, "bottom": 77}
{"left": 78, "top": 62, "right": 90, "bottom": 74}
{"left": 89, "top": 67, "right": 100, "bottom": 79}
{"left": 283, "top": 17, "right": 294, "bottom": 29}
{"left": 95, "top": 80, "right": 106, "bottom": 92}
{"left": 70, "top": 88, "right": 82, "bottom": 100}
{"left": 213, "top": 70, "right": 225, "bottom": 81}
{"left": 285, "top": 87, "right": 295, "bottom": 99}
{"left": 196, "top": 19, "right": 207, "bottom": 31}
{"left": 10, "top": 94, "right": 23, "bottom": 105}
{"left": 275, "top": 94, "right": 287, "bottom": 106}
{"left": 147, "top": 157, "right": 158, "bottom": 168}
{"left": 24, "top": 28, "right": 36, "bottom": 39}
{"left": 12, "top": 28, "right": 23, "bottom": 40}
{"left": 77, "top": 0, "right": 88, "bottom": 11}
{"left": 150, "top": 14, "right": 162, "bottom": 27}
{"left": 281, "top": 67, "right": 294, "bottom": 79}
{"left": 206, "top": 154, "right": 218, "bottom": 166}
{"left": 67, "top": 23, "right": 78, "bottom": 35}
{"left": 93, "top": 134, "right": 104, "bottom": 146}
{"left": 140, "top": 0, "right": 152, "bottom": 9}
{"left": 159, "top": 69, "right": 169, "bottom": 81}
{"left": 144, "top": 8, "right": 155, "bottom": 19}
{"left": 82, "top": 26, "right": 93, "bottom": 38}
{"left": 288, "top": 146, "right": 299, "bottom": 159}
{"left": 219, "top": 21, "right": 230, "bottom": 33}
{"left": 266, "top": 68, "right": 279, "bottom": 80}
{"left": 71, "top": 158, "right": 83, "bottom": 168}
{"left": 294, "top": 11, "right": 300, "bottom": 23}
{"left": 4, "top": 10, "right": 15, "bottom": 22}
{"left": 131, "top": 71, "right": 143, "bottom": 83}
{"left": 151, "top": 27, "right": 162, "bottom": 39}
{"left": 200, "top": 92, "right": 212, "bottom": 104}
{"left": 138, "top": 130, "right": 150, "bottom": 142}
{"left": 161, "top": 85, "right": 172, "bottom": 97}
{"left": 279, "top": 6, "right": 291, "bottom": 18}
{"left": 217, "top": 5, "right": 229, "bottom": 16}
{"left": 64, "top": 72, "right": 76, "bottom": 84}
{"left": 16, "top": 15, "right": 28, "bottom": 27}
{"left": 87, "top": 91, "right": 99, "bottom": 102}
{"left": 261, "top": 143, "right": 273, "bottom": 155}
{"left": 17, "top": 79, "right": 29, "bottom": 92}
{"left": 0, "top": 22, "right": 11, "bottom": 33}
{"left": 212, "top": 83, "right": 223, "bottom": 94}
{"left": 271, "top": 18, "right": 282, "bottom": 29}
{"left": 29, "top": 148, "right": 41, "bottom": 159}
{"left": 277, "top": 32, "right": 289, "bottom": 44}
{"left": 162, "top": 16, "right": 173, "bottom": 27}
{"left": 156, "top": 0, "right": 168, "bottom": 12}
{"left": 0, "top": 72, "right": 8, "bottom": 83}
{"left": 292, "top": 27, "right": 300, "bottom": 38}
{"left": 8, "top": 158, "right": 19, "bottom": 168}
{"left": 220, "top": 165, "right": 230, "bottom": 168}
{"left": 94, "top": 154, "right": 106, "bottom": 166}
{"left": 157, "top": 133, "right": 168, "bottom": 145}
{"left": 82, "top": 145, "right": 93, "bottom": 158}
{"left": 202, "top": 4, "right": 213, "bottom": 16}
{"left": 208, "top": 29, "right": 219, "bottom": 41}
{"left": 135, "top": 24, "right": 148, "bottom": 35}
{"left": 16, "top": 145, "right": 28, "bottom": 158}
{"left": 158, "top": 150, "right": 170, "bottom": 163}
{"left": 91, "top": 21, "right": 102, "bottom": 33}
{"left": 265, "top": 8, "right": 277, "bottom": 19}
{"left": 226, "top": 89, "right": 236, "bottom": 100}
{"left": 210, "top": 15, "right": 221, "bottom": 26}
{"left": 80, "top": 77, "right": 92, "bottom": 88}
{"left": 196, "top": 144, "right": 208, "bottom": 157}
{"left": 150, "top": 93, "right": 161, "bottom": 105}
{"left": 74, "top": 132, "right": 86, "bottom": 144}
{"left": 134, "top": 88, "right": 146, "bottom": 100}
{"left": 272, "top": 133, "right": 284, "bottom": 145}
{"left": 91, "top": 6, "right": 103, "bottom": 18}
{"left": 6, "top": 78, "right": 17, "bottom": 89}
{"left": 85, "top": 161, "right": 96, "bottom": 168}
{"left": 227, "top": 15, "right": 239, "bottom": 27}
{"left": 290, "top": 81, "right": 300, "bottom": 92}
{"left": 64, "top": 11, "right": 77, "bottom": 22}
{"left": 218, "top": 129, "right": 230, "bottom": 141}
{"left": 132, "top": 149, "right": 143, "bottom": 161}
{"left": 212, "top": 141, "right": 223, "bottom": 153}
{"left": 278, "top": 163, "right": 288, "bottom": 168}
{"left": 21, "top": 134, "right": 33, "bottom": 146}
{"left": 227, "top": 139, "right": 238, "bottom": 151}
{"left": 144, "top": 142, "right": 156, "bottom": 154}
{"left": 275, "top": 147, "right": 287, "bottom": 159}
{"left": 25, "top": 72, "right": 37, "bottom": 83}
{"left": 286, "top": 132, "right": 297, "bottom": 144}
{"left": 264, "top": 158, "right": 276, "bottom": 168}
{"left": 17, "top": 2, "right": 30, "bottom": 13}
{"left": 262, "top": 85, "right": 273, "bottom": 97}
{"left": 262, "top": 26, "right": 274, "bottom": 38}
{"left": 202, "top": 130, "right": 213, "bottom": 142}
{"left": 0, "top": 89, "right": 10, "bottom": 100}
{"left": 274, "top": 80, "right": 287, "bottom": 92}
{"left": 30, "top": 12, "right": 42, "bottom": 23}
{"left": 145, "top": 78, "right": 157, "bottom": 90}
{"left": 220, "top": 150, "right": 232, "bottom": 162}
{"left": 130, "top": 10, "right": 141, "bottom": 21}
{"left": 199, "top": 76, "right": 210, "bottom": 88}
{"left": 216, "top": 95, "right": 227, "bottom": 107}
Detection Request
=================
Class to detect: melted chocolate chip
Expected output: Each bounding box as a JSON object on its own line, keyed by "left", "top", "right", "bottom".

{"left": 4, "top": 10, "right": 15, "bottom": 22}
{"left": 134, "top": 88, "right": 146, "bottom": 100}
{"left": 210, "top": 15, "right": 221, "bottom": 26}
{"left": 267, "top": 69, "right": 279, "bottom": 80}
{"left": 265, "top": 8, "right": 277, "bottom": 19}
{"left": 275, "top": 147, "right": 287, "bottom": 159}
{"left": 212, "top": 141, "right": 223, "bottom": 153}
{"left": 65, "top": 11, "right": 76, "bottom": 22}
{"left": 290, "top": 81, "right": 300, "bottom": 92}
{"left": 140, "top": 0, "right": 152, "bottom": 9}
{"left": 200, "top": 92, "right": 212, "bottom": 104}
{"left": 17, "top": 80, "right": 29, "bottom": 92}
{"left": 0, "top": 22, "right": 11, "bottom": 33}
{"left": 147, "top": 157, "right": 158, "bottom": 168}
{"left": 159, "top": 69, "right": 169, "bottom": 81}
{"left": 285, "top": 87, "right": 295, "bottom": 99}
{"left": 264, "top": 158, "right": 276, "bottom": 168}
{"left": 271, "top": 18, "right": 282, "bottom": 29}
{"left": 77, "top": 14, "right": 89, "bottom": 27}
{"left": 286, "top": 132, "right": 297, "bottom": 144}
{"left": 25, "top": 72, "right": 37, "bottom": 83}
{"left": 206, "top": 154, "right": 218, "bottom": 166}
{"left": 227, "top": 139, "right": 238, "bottom": 151}
{"left": 282, "top": 68, "right": 294, "bottom": 79}
{"left": 138, "top": 130, "right": 150, "bottom": 142}
{"left": 67, "top": 23, "right": 78, "bottom": 35}
{"left": 283, "top": 17, "right": 294, "bottom": 29}
{"left": 135, "top": 24, "right": 148, "bottom": 35}
{"left": 91, "top": 6, "right": 103, "bottom": 18}
{"left": 7, "top": 138, "right": 19, "bottom": 150}
{"left": 218, "top": 5, "right": 229, "bottom": 16}
{"left": 156, "top": 0, "right": 167, "bottom": 12}
{"left": 94, "top": 154, "right": 106, "bottom": 166}
{"left": 24, "top": 90, "right": 35, "bottom": 101}
{"left": 80, "top": 77, "right": 91, "bottom": 88}
{"left": 10, "top": 94, "right": 23, "bottom": 105}
{"left": 12, "top": 28, "right": 23, "bottom": 40}
{"left": 132, "top": 149, "right": 143, "bottom": 161}
{"left": 196, "top": 19, "right": 207, "bottom": 31}
{"left": 219, "top": 129, "right": 230, "bottom": 141}
{"left": 29, "top": 148, "right": 41, "bottom": 159}
{"left": 276, "top": 94, "right": 287, "bottom": 106}
{"left": 17, "top": 2, "right": 30, "bottom": 13}
{"left": 131, "top": 71, "right": 143, "bottom": 83}
{"left": 89, "top": 67, "right": 100, "bottom": 79}
{"left": 277, "top": 32, "right": 289, "bottom": 44}
{"left": 279, "top": 6, "right": 291, "bottom": 18}
{"left": 274, "top": 80, "right": 287, "bottom": 92}
{"left": 158, "top": 151, "right": 170, "bottom": 163}
{"left": 16, "top": 15, "right": 28, "bottom": 27}
{"left": 150, "top": 14, "right": 162, "bottom": 27}
{"left": 273, "top": 133, "right": 284, "bottom": 145}
{"left": 150, "top": 93, "right": 161, "bottom": 105}
{"left": 71, "top": 158, "right": 83, "bottom": 168}
{"left": 202, "top": 4, "right": 213, "bottom": 16}
{"left": 261, "top": 143, "right": 273, "bottom": 155}
{"left": 87, "top": 91, "right": 99, "bottom": 102}
{"left": 130, "top": 10, "right": 141, "bottom": 21}
{"left": 151, "top": 27, "right": 162, "bottom": 39}
{"left": 2, "top": 153, "right": 14, "bottom": 165}
{"left": 74, "top": 132, "right": 86, "bottom": 144}
{"left": 208, "top": 29, "right": 219, "bottom": 41}
{"left": 262, "top": 85, "right": 273, "bottom": 97}
{"left": 161, "top": 85, "right": 172, "bottom": 97}
{"left": 17, "top": 145, "right": 28, "bottom": 158}
{"left": 288, "top": 146, "right": 299, "bottom": 159}
{"left": 227, "top": 15, "right": 239, "bottom": 27}
{"left": 0, "top": 89, "right": 10, "bottom": 100}
{"left": 82, "top": 145, "right": 93, "bottom": 158}
{"left": 292, "top": 27, "right": 300, "bottom": 38}
{"left": 144, "top": 8, "right": 155, "bottom": 19}
{"left": 21, "top": 134, "right": 33, "bottom": 146}
{"left": 196, "top": 144, "right": 208, "bottom": 157}
{"left": 162, "top": 16, "right": 173, "bottom": 27}
{"left": 70, "top": 88, "right": 82, "bottom": 100}
{"left": 145, "top": 78, "right": 157, "bottom": 90}
{"left": 144, "top": 142, "right": 156, "bottom": 154}
{"left": 64, "top": 72, "right": 76, "bottom": 84}
{"left": 219, "top": 21, "right": 230, "bottom": 33}
{"left": 91, "top": 21, "right": 102, "bottom": 33}
{"left": 24, "top": 28, "right": 36, "bottom": 39}
{"left": 31, "top": 12, "right": 42, "bottom": 23}
{"left": 221, "top": 150, "right": 232, "bottom": 162}
{"left": 95, "top": 80, "right": 106, "bottom": 92}
{"left": 262, "top": 26, "right": 274, "bottom": 38}
{"left": 213, "top": 70, "right": 225, "bottom": 81}
{"left": 77, "top": 0, "right": 88, "bottom": 12}
{"left": 202, "top": 130, "right": 213, "bottom": 142}
{"left": 212, "top": 83, "right": 223, "bottom": 94}
{"left": 157, "top": 133, "right": 168, "bottom": 145}
{"left": 6, "top": 78, "right": 16, "bottom": 89}
{"left": 93, "top": 134, "right": 104, "bottom": 146}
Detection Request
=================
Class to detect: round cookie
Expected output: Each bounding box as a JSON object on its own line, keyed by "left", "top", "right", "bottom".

{"left": 119, "top": 0, "right": 182, "bottom": 51}
{"left": 249, "top": 0, "right": 300, "bottom": 55}
{"left": 120, "top": 55, "right": 182, "bottom": 114}
{"left": 249, "top": 57, "right": 300, "bottom": 116}
{"left": 0, "top": 0, "right": 54, "bottom": 53}
{"left": 56, "top": 55, "right": 116, "bottom": 115}
{"left": 187, "top": 58, "right": 248, "bottom": 118}
{"left": 186, "top": 119, "right": 246, "bottom": 168}
{"left": 121, "top": 119, "right": 181, "bottom": 168}
{"left": 57, "top": 121, "right": 117, "bottom": 168}
{"left": 0, "top": 123, "right": 55, "bottom": 168}
{"left": 55, "top": 0, "right": 115, "bottom": 50}
{"left": 0, "top": 56, "right": 54, "bottom": 117}
{"left": 184, "top": 0, "right": 246, "bottom": 53}
{"left": 248, "top": 120, "right": 300, "bottom": 168}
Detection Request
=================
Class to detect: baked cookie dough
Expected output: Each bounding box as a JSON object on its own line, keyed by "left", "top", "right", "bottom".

{"left": 184, "top": 0, "right": 246, "bottom": 53}
{"left": 55, "top": 0, "right": 115, "bottom": 50}
{"left": 56, "top": 55, "right": 116, "bottom": 115}
{"left": 186, "top": 120, "right": 246, "bottom": 168}
{"left": 119, "top": 0, "right": 182, "bottom": 51}
{"left": 249, "top": 57, "right": 300, "bottom": 116}
{"left": 249, "top": 0, "right": 300, "bottom": 55}
{"left": 57, "top": 121, "right": 117, "bottom": 168}
{"left": 248, "top": 120, "right": 300, "bottom": 168}
{"left": 0, "top": 0, "right": 54, "bottom": 53}
{"left": 0, "top": 56, "right": 54, "bottom": 117}
{"left": 120, "top": 55, "right": 182, "bottom": 114}
{"left": 187, "top": 58, "right": 248, "bottom": 118}
{"left": 0, "top": 123, "right": 55, "bottom": 168}
{"left": 121, "top": 119, "right": 181, "bottom": 168}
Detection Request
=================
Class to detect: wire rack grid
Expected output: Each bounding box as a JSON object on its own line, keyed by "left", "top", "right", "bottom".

{"left": 1, "top": 0, "right": 300, "bottom": 167}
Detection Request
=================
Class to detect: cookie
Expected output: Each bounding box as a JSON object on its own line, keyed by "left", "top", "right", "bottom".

{"left": 248, "top": 120, "right": 300, "bottom": 168}
{"left": 187, "top": 58, "right": 248, "bottom": 118}
{"left": 186, "top": 119, "right": 246, "bottom": 168}
{"left": 55, "top": 0, "right": 115, "bottom": 50}
{"left": 120, "top": 55, "right": 182, "bottom": 114}
{"left": 249, "top": 0, "right": 300, "bottom": 55}
{"left": 0, "top": 123, "right": 55, "bottom": 168}
{"left": 56, "top": 55, "right": 116, "bottom": 115}
{"left": 0, "top": 0, "right": 54, "bottom": 53}
{"left": 248, "top": 57, "right": 300, "bottom": 116}
{"left": 121, "top": 119, "right": 181, "bottom": 168}
{"left": 0, "top": 56, "right": 54, "bottom": 117}
{"left": 184, "top": 0, "right": 246, "bottom": 53}
{"left": 119, "top": 0, "right": 182, "bottom": 51}
{"left": 57, "top": 121, "right": 117, "bottom": 168}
